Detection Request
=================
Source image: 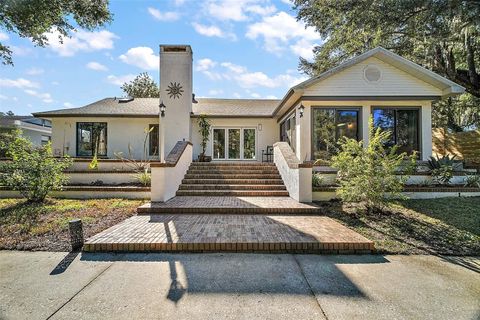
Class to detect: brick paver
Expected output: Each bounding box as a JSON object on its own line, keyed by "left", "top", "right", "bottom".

{"left": 84, "top": 214, "right": 374, "bottom": 253}
{"left": 137, "top": 196, "right": 323, "bottom": 214}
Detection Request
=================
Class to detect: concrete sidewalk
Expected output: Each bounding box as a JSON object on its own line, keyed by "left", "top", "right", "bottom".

{"left": 0, "top": 251, "right": 478, "bottom": 320}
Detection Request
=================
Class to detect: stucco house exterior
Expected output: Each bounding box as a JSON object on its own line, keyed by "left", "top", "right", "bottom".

{"left": 32, "top": 45, "right": 465, "bottom": 202}
{"left": 0, "top": 116, "right": 52, "bottom": 147}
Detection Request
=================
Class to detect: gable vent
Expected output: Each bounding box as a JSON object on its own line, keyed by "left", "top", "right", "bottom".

{"left": 364, "top": 65, "right": 381, "bottom": 83}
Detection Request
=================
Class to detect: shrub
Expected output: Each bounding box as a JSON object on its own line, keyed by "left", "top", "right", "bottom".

{"left": 134, "top": 168, "right": 151, "bottom": 186}
{"left": 331, "top": 117, "right": 416, "bottom": 211}
{"left": 0, "top": 136, "right": 72, "bottom": 202}
{"left": 431, "top": 165, "right": 454, "bottom": 185}
{"left": 197, "top": 114, "right": 211, "bottom": 161}
{"left": 427, "top": 154, "right": 456, "bottom": 170}
{"left": 312, "top": 173, "right": 324, "bottom": 187}
{"left": 464, "top": 173, "right": 480, "bottom": 188}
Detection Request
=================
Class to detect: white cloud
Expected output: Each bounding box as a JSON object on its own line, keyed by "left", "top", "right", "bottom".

{"left": 192, "top": 23, "right": 237, "bottom": 40}
{"left": 195, "top": 58, "right": 217, "bottom": 71}
{"left": 86, "top": 61, "right": 108, "bottom": 71}
{"left": 106, "top": 74, "right": 137, "bottom": 86}
{"left": 0, "top": 32, "right": 9, "bottom": 41}
{"left": 250, "top": 92, "right": 261, "bottom": 98}
{"left": 290, "top": 39, "right": 318, "bottom": 61}
{"left": 246, "top": 11, "right": 320, "bottom": 57}
{"left": 265, "top": 95, "right": 278, "bottom": 99}
{"left": 205, "top": 0, "right": 275, "bottom": 21}
{"left": 174, "top": 0, "right": 186, "bottom": 5}
{"left": 119, "top": 47, "right": 158, "bottom": 70}
{"left": 0, "top": 94, "right": 8, "bottom": 100}
{"left": 24, "top": 89, "right": 53, "bottom": 103}
{"left": 44, "top": 30, "right": 118, "bottom": 57}
{"left": 26, "top": 67, "right": 44, "bottom": 76}
{"left": 0, "top": 77, "right": 39, "bottom": 89}
{"left": 63, "top": 102, "right": 75, "bottom": 108}
{"left": 148, "top": 7, "right": 180, "bottom": 21}
{"left": 10, "top": 45, "right": 32, "bottom": 56}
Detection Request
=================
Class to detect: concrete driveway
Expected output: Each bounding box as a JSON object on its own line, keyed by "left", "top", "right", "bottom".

{"left": 0, "top": 251, "right": 478, "bottom": 320}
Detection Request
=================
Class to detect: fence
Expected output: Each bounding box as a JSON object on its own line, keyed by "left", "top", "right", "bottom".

{"left": 432, "top": 129, "right": 480, "bottom": 164}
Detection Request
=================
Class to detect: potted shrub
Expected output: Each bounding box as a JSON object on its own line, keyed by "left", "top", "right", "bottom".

{"left": 197, "top": 114, "right": 212, "bottom": 162}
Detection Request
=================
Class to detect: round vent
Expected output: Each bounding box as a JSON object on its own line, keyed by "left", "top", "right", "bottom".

{"left": 364, "top": 65, "right": 381, "bottom": 83}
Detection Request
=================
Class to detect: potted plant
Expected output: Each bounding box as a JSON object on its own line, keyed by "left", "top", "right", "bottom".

{"left": 197, "top": 114, "right": 211, "bottom": 162}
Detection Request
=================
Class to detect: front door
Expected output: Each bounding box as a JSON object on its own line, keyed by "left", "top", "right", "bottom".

{"left": 212, "top": 127, "right": 256, "bottom": 160}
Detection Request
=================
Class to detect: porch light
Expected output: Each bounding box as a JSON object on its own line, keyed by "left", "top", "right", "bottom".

{"left": 299, "top": 104, "right": 305, "bottom": 118}
{"left": 159, "top": 101, "right": 166, "bottom": 117}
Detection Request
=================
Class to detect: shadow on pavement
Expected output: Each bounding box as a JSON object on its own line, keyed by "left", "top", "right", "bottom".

{"left": 50, "top": 251, "right": 80, "bottom": 275}
{"left": 81, "top": 252, "right": 389, "bottom": 302}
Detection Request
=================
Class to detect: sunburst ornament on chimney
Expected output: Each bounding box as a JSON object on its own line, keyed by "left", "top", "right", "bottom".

{"left": 166, "top": 82, "right": 184, "bottom": 99}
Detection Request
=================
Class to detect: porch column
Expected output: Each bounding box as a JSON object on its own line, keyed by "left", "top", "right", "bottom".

{"left": 421, "top": 101, "right": 432, "bottom": 160}
{"left": 361, "top": 104, "right": 371, "bottom": 147}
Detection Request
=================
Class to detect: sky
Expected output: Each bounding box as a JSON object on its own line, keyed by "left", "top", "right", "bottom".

{"left": 0, "top": 0, "right": 322, "bottom": 116}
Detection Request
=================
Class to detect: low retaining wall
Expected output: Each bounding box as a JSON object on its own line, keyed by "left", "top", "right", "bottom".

{"left": 312, "top": 186, "right": 480, "bottom": 201}
{"left": 151, "top": 141, "right": 193, "bottom": 202}
{"left": 0, "top": 186, "right": 150, "bottom": 199}
{"left": 273, "top": 142, "right": 312, "bottom": 202}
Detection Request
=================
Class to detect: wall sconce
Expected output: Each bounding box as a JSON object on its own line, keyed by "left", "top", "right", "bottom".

{"left": 159, "top": 101, "right": 166, "bottom": 117}
{"left": 299, "top": 104, "right": 305, "bottom": 118}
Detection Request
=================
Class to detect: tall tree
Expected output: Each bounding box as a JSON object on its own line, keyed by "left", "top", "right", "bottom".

{"left": 121, "top": 73, "right": 159, "bottom": 98}
{"left": 294, "top": 0, "right": 480, "bottom": 97}
{"left": 0, "top": 0, "right": 112, "bottom": 65}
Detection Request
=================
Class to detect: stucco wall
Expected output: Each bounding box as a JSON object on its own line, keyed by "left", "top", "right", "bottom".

{"left": 50, "top": 117, "right": 159, "bottom": 159}
{"left": 190, "top": 117, "right": 279, "bottom": 161}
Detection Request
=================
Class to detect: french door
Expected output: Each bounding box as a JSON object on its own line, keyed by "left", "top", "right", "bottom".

{"left": 212, "top": 127, "right": 256, "bottom": 160}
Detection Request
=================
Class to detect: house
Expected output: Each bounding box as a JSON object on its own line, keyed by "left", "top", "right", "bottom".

{"left": 33, "top": 45, "right": 465, "bottom": 202}
{"left": 0, "top": 116, "right": 52, "bottom": 147}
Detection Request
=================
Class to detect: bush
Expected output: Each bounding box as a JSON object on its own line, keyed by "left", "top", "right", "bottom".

{"left": 133, "top": 168, "right": 151, "bottom": 186}
{"left": 431, "top": 165, "right": 454, "bottom": 185}
{"left": 0, "top": 136, "right": 72, "bottom": 202}
{"left": 331, "top": 117, "right": 416, "bottom": 211}
{"left": 464, "top": 173, "right": 480, "bottom": 188}
{"left": 312, "top": 173, "right": 324, "bottom": 187}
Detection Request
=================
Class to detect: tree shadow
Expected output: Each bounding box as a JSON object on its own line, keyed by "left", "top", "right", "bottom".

{"left": 0, "top": 200, "right": 49, "bottom": 232}
{"left": 318, "top": 201, "right": 480, "bottom": 259}
{"left": 80, "top": 252, "right": 388, "bottom": 303}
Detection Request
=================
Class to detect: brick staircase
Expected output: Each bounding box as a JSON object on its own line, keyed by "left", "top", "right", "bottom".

{"left": 176, "top": 162, "right": 289, "bottom": 197}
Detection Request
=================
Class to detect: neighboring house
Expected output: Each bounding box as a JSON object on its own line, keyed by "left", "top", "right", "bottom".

{"left": 0, "top": 116, "right": 52, "bottom": 146}
{"left": 33, "top": 45, "right": 464, "bottom": 163}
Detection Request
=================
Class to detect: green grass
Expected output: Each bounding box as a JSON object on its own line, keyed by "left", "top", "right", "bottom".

{"left": 0, "top": 198, "right": 145, "bottom": 251}
{"left": 319, "top": 197, "right": 480, "bottom": 255}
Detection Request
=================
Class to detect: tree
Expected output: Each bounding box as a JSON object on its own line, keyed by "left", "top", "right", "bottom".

{"left": 293, "top": 0, "right": 480, "bottom": 98}
{"left": 0, "top": 0, "right": 112, "bottom": 65}
{"left": 121, "top": 73, "right": 159, "bottom": 98}
{"left": 331, "top": 117, "right": 416, "bottom": 212}
{"left": 0, "top": 136, "right": 72, "bottom": 202}
{"left": 0, "top": 111, "right": 14, "bottom": 117}
{"left": 197, "top": 114, "right": 211, "bottom": 161}
{"left": 432, "top": 93, "right": 480, "bottom": 131}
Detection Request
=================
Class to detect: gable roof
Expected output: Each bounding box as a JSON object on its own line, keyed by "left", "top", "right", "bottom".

{"left": 33, "top": 98, "right": 281, "bottom": 118}
{"left": 273, "top": 47, "right": 465, "bottom": 117}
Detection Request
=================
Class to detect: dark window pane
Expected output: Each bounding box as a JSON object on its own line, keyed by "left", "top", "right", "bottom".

{"left": 228, "top": 129, "right": 240, "bottom": 159}
{"left": 213, "top": 129, "right": 225, "bottom": 159}
{"left": 149, "top": 124, "right": 159, "bottom": 156}
{"left": 312, "top": 108, "right": 336, "bottom": 160}
{"left": 373, "top": 108, "right": 395, "bottom": 148}
{"left": 396, "top": 110, "right": 419, "bottom": 154}
{"left": 76, "top": 122, "right": 107, "bottom": 157}
{"left": 243, "top": 129, "right": 256, "bottom": 159}
{"left": 336, "top": 110, "right": 358, "bottom": 141}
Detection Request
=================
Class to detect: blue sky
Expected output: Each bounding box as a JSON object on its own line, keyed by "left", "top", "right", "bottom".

{"left": 0, "top": 0, "right": 321, "bottom": 115}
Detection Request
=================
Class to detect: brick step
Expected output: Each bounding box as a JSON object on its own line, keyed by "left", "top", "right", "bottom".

{"left": 137, "top": 207, "right": 322, "bottom": 215}
{"left": 176, "top": 190, "right": 290, "bottom": 197}
{"left": 178, "top": 184, "right": 286, "bottom": 190}
{"left": 181, "top": 179, "right": 285, "bottom": 185}
{"left": 184, "top": 174, "right": 281, "bottom": 179}
{"left": 187, "top": 169, "right": 279, "bottom": 175}
{"left": 190, "top": 162, "right": 276, "bottom": 167}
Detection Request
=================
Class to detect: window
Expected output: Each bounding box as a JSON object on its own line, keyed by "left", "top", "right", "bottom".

{"left": 372, "top": 108, "right": 419, "bottom": 155}
{"left": 311, "top": 108, "right": 359, "bottom": 160}
{"left": 41, "top": 135, "right": 51, "bottom": 146}
{"left": 76, "top": 122, "right": 107, "bottom": 157}
{"left": 149, "top": 124, "right": 159, "bottom": 156}
{"left": 280, "top": 114, "right": 296, "bottom": 151}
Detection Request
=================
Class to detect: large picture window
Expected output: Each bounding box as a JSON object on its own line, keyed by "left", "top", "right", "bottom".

{"left": 311, "top": 108, "right": 359, "bottom": 160}
{"left": 280, "top": 114, "right": 296, "bottom": 151}
{"left": 149, "top": 124, "right": 159, "bottom": 156}
{"left": 372, "top": 107, "right": 419, "bottom": 155}
{"left": 76, "top": 122, "right": 107, "bottom": 157}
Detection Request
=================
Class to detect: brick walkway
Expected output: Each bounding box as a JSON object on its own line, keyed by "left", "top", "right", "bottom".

{"left": 137, "top": 196, "right": 323, "bottom": 214}
{"left": 84, "top": 214, "right": 374, "bottom": 253}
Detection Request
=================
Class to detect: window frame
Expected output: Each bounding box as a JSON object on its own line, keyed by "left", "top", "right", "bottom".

{"left": 310, "top": 106, "right": 362, "bottom": 160}
{"left": 76, "top": 122, "right": 108, "bottom": 157}
{"left": 371, "top": 106, "right": 421, "bottom": 157}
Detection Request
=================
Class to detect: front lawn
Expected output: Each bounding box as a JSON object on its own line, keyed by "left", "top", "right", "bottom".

{"left": 0, "top": 198, "right": 145, "bottom": 251}
{"left": 319, "top": 197, "right": 480, "bottom": 255}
